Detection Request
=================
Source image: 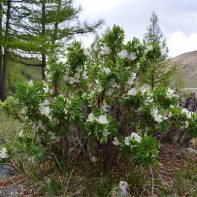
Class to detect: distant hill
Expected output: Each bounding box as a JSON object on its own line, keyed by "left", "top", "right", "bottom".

{"left": 170, "top": 50, "right": 197, "bottom": 88}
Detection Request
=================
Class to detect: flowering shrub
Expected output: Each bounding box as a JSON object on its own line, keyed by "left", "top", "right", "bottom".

{"left": 1, "top": 25, "right": 197, "bottom": 169}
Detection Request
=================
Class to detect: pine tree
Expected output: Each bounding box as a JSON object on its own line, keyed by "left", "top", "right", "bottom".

{"left": 10, "top": 0, "right": 103, "bottom": 80}
{"left": 140, "top": 11, "right": 175, "bottom": 89}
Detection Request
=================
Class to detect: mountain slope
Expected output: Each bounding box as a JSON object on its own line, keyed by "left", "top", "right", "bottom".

{"left": 171, "top": 50, "right": 197, "bottom": 88}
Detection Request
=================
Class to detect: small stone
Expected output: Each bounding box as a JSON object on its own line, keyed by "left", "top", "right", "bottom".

{"left": 0, "top": 165, "right": 15, "bottom": 177}
{"left": 185, "top": 148, "right": 197, "bottom": 155}
{"left": 0, "top": 184, "right": 19, "bottom": 197}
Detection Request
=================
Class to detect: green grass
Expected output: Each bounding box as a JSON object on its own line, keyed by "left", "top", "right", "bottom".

{"left": 0, "top": 110, "right": 22, "bottom": 143}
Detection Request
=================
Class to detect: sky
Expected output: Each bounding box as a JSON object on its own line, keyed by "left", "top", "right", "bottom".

{"left": 75, "top": 0, "right": 197, "bottom": 58}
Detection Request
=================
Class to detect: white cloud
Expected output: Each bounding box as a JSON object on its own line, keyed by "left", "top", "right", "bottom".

{"left": 168, "top": 31, "right": 197, "bottom": 57}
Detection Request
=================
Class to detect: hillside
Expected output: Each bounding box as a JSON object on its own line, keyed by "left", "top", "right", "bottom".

{"left": 171, "top": 50, "right": 197, "bottom": 88}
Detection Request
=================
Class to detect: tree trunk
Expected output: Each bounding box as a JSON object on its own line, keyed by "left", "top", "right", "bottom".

{"left": 0, "top": 1, "right": 3, "bottom": 99}
{"left": 51, "top": 0, "right": 61, "bottom": 55}
{"left": 42, "top": 54, "right": 46, "bottom": 80}
{"left": 151, "top": 74, "right": 154, "bottom": 90}
{"left": 41, "top": 0, "right": 46, "bottom": 80}
{"left": 1, "top": 0, "right": 11, "bottom": 101}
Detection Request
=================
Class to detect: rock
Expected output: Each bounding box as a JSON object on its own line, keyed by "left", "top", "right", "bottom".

{"left": 0, "top": 165, "right": 15, "bottom": 177}
{"left": 0, "top": 184, "right": 19, "bottom": 197}
{"left": 185, "top": 147, "right": 197, "bottom": 155}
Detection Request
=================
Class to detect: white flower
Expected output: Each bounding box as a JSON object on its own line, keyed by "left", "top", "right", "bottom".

{"left": 101, "top": 46, "right": 111, "bottom": 55}
{"left": 0, "top": 147, "right": 8, "bottom": 159}
{"left": 185, "top": 121, "right": 189, "bottom": 128}
{"left": 187, "top": 112, "right": 192, "bottom": 119}
{"left": 43, "top": 85, "right": 49, "bottom": 93}
{"left": 64, "top": 108, "right": 68, "bottom": 114}
{"left": 151, "top": 108, "right": 158, "bottom": 117}
{"left": 87, "top": 113, "right": 95, "bottom": 122}
{"left": 182, "top": 108, "right": 188, "bottom": 114}
{"left": 168, "top": 112, "right": 172, "bottom": 117}
{"left": 151, "top": 108, "right": 163, "bottom": 123}
{"left": 166, "top": 88, "right": 174, "bottom": 98}
{"left": 128, "top": 52, "right": 137, "bottom": 61}
{"left": 98, "top": 85, "right": 103, "bottom": 93}
{"left": 19, "top": 130, "right": 23, "bottom": 137}
{"left": 144, "top": 97, "right": 153, "bottom": 106}
{"left": 63, "top": 75, "right": 69, "bottom": 81}
{"left": 43, "top": 99, "right": 50, "bottom": 106}
{"left": 127, "top": 77, "right": 135, "bottom": 86}
{"left": 112, "top": 137, "right": 121, "bottom": 146}
{"left": 118, "top": 50, "right": 129, "bottom": 59}
{"left": 97, "top": 115, "right": 109, "bottom": 124}
{"left": 74, "top": 73, "right": 80, "bottom": 79}
{"left": 128, "top": 88, "right": 137, "bottom": 96}
{"left": 69, "top": 77, "right": 76, "bottom": 84}
{"left": 130, "top": 132, "right": 141, "bottom": 143}
{"left": 104, "top": 67, "right": 111, "bottom": 75}
{"left": 46, "top": 65, "right": 50, "bottom": 70}
{"left": 103, "top": 129, "right": 110, "bottom": 137}
{"left": 125, "top": 137, "right": 130, "bottom": 146}
{"left": 154, "top": 114, "right": 163, "bottom": 123}
{"left": 90, "top": 156, "right": 98, "bottom": 163}
{"left": 101, "top": 104, "right": 110, "bottom": 112}
{"left": 106, "top": 88, "right": 113, "bottom": 96}
{"left": 39, "top": 104, "right": 50, "bottom": 117}
{"left": 82, "top": 71, "right": 88, "bottom": 79}
{"left": 182, "top": 108, "right": 192, "bottom": 119}
{"left": 140, "top": 87, "right": 147, "bottom": 95}
{"left": 147, "top": 45, "right": 153, "bottom": 51}
{"left": 119, "top": 181, "right": 129, "bottom": 196}
{"left": 28, "top": 80, "right": 34, "bottom": 87}
{"left": 21, "top": 107, "right": 27, "bottom": 115}
{"left": 75, "top": 67, "right": 83, "bottom": 73}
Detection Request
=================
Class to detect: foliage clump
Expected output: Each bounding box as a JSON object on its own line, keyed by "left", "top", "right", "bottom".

{"left": 1, "top": 25, "right": 197, "bottom": 173}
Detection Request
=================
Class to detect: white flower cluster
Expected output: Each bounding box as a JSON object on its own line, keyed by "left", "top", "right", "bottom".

{"left": 166, "top": 88, "right": 174, "bottom": 99}
{"left": 118, "top": 49, "right": 137, "bottom": 61}
{"left": 103, "top": 67, "right": 111, "bottom": 75}
{"left": 64, "top": 67, "right": 88, "bottom": 85}
{"left": 87, "top": 113, "right": 109, "bottom": 124}
{"left": 151, "top": 108, "right": 163, "bottom": 123}
{"left": 182, "top": 108, "right": 192, "bottom": 119}
{"left": 100, "top": 45, "right": 111, "bottom": 55}
{"left": 125, "top": 132, "right": 141, "bottom": 146}
{"left": 128, "top": 88, "right": 137, "bottom": 96}
{"left": 0, "top": 147, "right": 8, "bottom": 159}
{"left": 145, "top": 44, "right": 153, "bottom": 53}
{"left": 39, "top": 100, "right": 51, "bottom": 118}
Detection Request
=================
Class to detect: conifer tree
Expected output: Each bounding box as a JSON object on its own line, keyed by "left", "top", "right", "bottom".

{"left": 11, "top": 0, "right": 103, "bottom": 80}
{"left": 140, "top": 11, "right": 175, "bottom": 89}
